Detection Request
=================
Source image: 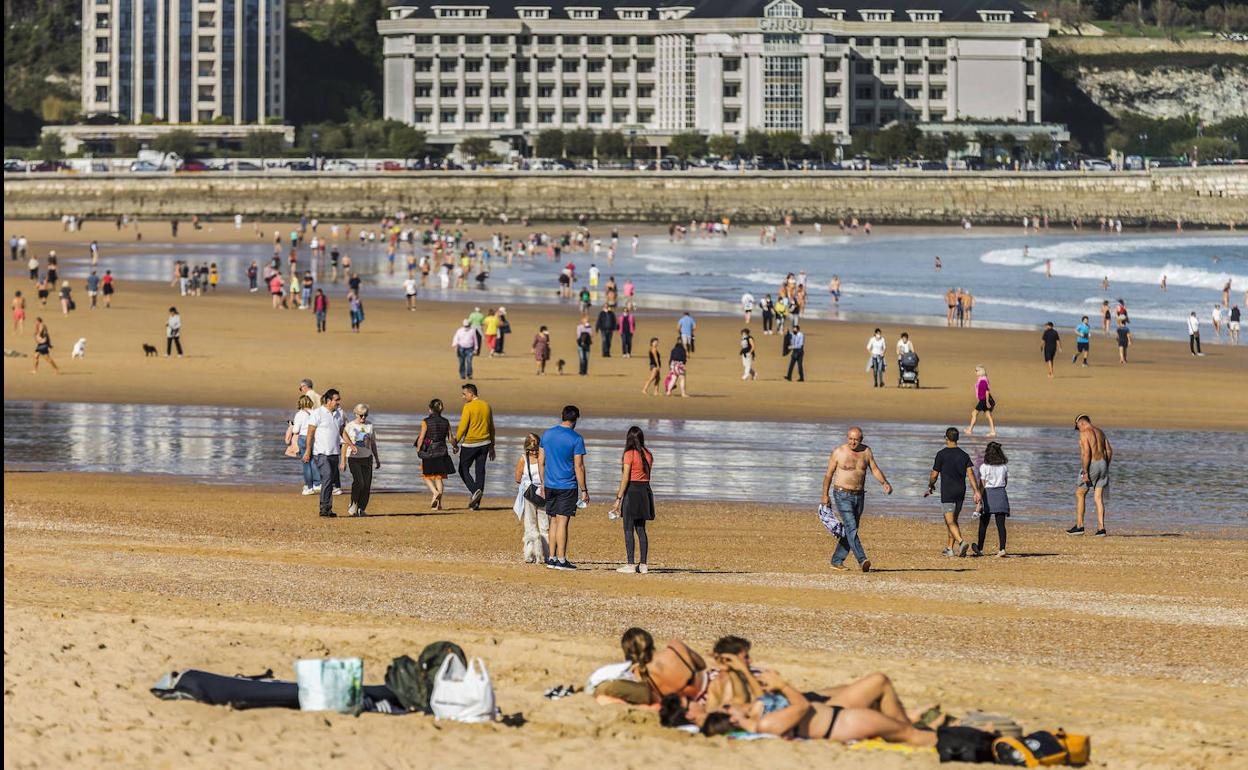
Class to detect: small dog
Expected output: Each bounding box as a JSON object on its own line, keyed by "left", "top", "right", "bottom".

{"left": 556, "top": 359, "right": 566, "bottom": 375}
{"left": 142, "top": 343, "right": 159, "bottom": 357}
{"left": 72, "top": 338, "right": 87, "bottom": 359}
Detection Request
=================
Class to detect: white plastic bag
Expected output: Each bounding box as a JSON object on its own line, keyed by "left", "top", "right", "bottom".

{"left": 295, "top": 657, "right": 363, "bottom": 714}
{"left": 586, "top": 661, "right": 634, "bottom": 693}
{"left": 430, "top": 655, "right": 496, "bottom": 723}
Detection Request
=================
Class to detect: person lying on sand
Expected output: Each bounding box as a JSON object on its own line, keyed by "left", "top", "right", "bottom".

{"left": 594, "top": 628, "right": 708, "bottom": 706}
{"left": 660, "top": 670, "right": 938, "bottom": 747}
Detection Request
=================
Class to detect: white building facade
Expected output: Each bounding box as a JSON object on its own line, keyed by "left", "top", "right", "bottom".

{"left": 81, "top": 0, "right": 285, "bottom": 125}
{"left": 378, "top": 0, "right": 1048, "bottom": 147}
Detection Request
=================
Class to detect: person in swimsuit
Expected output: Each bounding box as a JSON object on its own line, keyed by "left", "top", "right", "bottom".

{"left": 596, "top": 628, "right": 709, "bottom": 705}
{"left": 1070, "top": 414, "right": 1113, "bottom": 537}
{"left": 1101, "top": 300, "right": 1112, "bottom": 335}
{"left": 945, "top": 289, "right": 956, "bottom": 326}
{"left": 12, "top": 290, "right": 26, "bottom": 334}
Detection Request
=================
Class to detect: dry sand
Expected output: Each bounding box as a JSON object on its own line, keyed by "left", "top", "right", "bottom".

{"left": 4, "top": 473, "right": 1247, "bottom": 769}
{"left": 4, "top": 237, "right": 1246, "bottom": 431}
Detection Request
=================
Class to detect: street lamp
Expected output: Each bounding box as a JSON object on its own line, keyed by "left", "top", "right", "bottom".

{"left": 628, "top": 129, "right": 637, "bottom": 167}
{"left": 311, "top": 130, "right": 320, "bottom": 170}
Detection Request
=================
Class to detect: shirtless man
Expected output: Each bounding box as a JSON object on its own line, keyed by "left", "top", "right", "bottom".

{"left": 945, "top": 288, "right": 956, "bottom": 326}
{"left": 821, "top": 427, "right": 894, "bottom": 573}
{"left": 1069, "top": 414, "right": 1113, "bottom": 537}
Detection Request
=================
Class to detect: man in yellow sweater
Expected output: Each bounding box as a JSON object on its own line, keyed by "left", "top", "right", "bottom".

{"left": 453, "top": 383, "right": 495, "bottom": 509}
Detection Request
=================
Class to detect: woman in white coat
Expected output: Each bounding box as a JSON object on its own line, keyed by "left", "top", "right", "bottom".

{"left": 513, "top": 433, "right": 549, "bottom": 564}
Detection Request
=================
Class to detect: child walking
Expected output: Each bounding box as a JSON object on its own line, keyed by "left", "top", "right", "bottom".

{"left": 974, "top": 441, "right": 1010, "bottom": 557}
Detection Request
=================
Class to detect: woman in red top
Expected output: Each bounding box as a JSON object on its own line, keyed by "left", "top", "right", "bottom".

{"left": 611, "top": 426, "right": 655, "bottom": 574}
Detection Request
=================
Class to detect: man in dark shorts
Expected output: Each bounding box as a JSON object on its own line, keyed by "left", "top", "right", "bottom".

{"left": 927, "top": 428, "right": 980, "bottom": 557}
{"left": 1040, "top": 322, "right": 1062, "bottom": 379}
{"left": 540, "top": 405, "right": 588, "bottom": 570}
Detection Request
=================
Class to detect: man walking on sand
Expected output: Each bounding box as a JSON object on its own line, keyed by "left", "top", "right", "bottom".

{"left": 927, "top": 428, "right": 980, "bottom": 557}
{"left": 1041, "top": 322, "right": 1062, "bottom": 378}
{"left": 821, "top": 427, "right": 893, "bottom": 573}
{"left": 677, "top": 311, "right": 696, "bottom": 353}
{"left": 1187, "top": 311, "right": 1204, "bottom": 356}
{"left": 785, "top": 324, "right": 805, "bottom": 381}
{"left": 1070, "top": 414, "right": 1113, "bottom": 537}
{"left": 540, "top": 405, "right": 589, "bottom": 570}
{"left": 1073, "top": 316, "right": 1091, "bottom": 367}
{"left": 453, "top": 383, "right": 495, "bottom": 510}
{"left": 452, "top": 318, "right": 477, "bottom": 379}
{"left": 304, "top": 389, "right": 345, "bottom": 517}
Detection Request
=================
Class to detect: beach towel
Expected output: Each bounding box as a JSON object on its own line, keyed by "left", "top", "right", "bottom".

{"left": 817, "top": 503, "right": 845, "bottom": 539}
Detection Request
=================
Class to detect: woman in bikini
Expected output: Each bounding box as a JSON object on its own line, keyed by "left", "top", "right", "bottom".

{"left": 596, "top": 628, "right": 708, "bottom": 705}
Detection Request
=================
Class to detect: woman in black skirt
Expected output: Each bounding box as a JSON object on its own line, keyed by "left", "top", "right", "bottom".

{"left": 610, "top": 426, "right": 655, "bottom": 574}
{"left": 414, "top": 398, "right": 455, "bottom": 510}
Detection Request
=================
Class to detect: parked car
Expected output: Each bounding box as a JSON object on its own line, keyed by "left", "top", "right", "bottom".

{"left": 4, "top": 159, "right": 28, "bottom": 172}
{"left": 1083, "top": 159, "right": 1114, "bottom": 172}
{"left": 129, "top": 160, "right": 163, "bottom": 172}
{"left": 29, "top": 160, "right": 69, "bottom": 172}
{"left": 914, "top": 160, "right": 947, "bottom": 171}
{"left": 323, "top": 159, "right": 359, "bottom": 172}
{"left": 177, "top": 159, "right": 209, "bottom": 172}
{"left": 381, "top": 160, "right": 405, "bottom": 171}
{"left": 285, "top": 160, "right": 315, "bottom": 171}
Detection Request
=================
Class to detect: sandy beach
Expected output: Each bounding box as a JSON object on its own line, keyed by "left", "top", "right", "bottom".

{"left": 4, "top": 219, "right": 1247, "bottom": 769}
{"left": 5, "top": 473, "right": 1247, "bottom": 769}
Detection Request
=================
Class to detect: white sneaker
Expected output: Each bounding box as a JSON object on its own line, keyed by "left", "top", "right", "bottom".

{"left": 616, "top": 565, "right": 637, "bottom": 573}
{"left": 347, "top": 503, "right": 358, "bottom": 515}
{"left": 332, "top": 487, "right": 343, "bottom": 496}
{"left": 312, "top": 485, "right": 322, "bottom": 492}
{"left": 637, "top": 564, "right": 649, "bottom": 574}
{"left": 301, "top": 486, "right": 316, "bottom": 496}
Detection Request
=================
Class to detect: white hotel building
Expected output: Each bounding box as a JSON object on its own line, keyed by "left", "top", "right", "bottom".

{"left": 378, "top": 0, "right": 1049, "bottom": 150}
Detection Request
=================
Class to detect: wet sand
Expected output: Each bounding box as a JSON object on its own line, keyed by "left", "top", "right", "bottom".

{"left": 4, "top": 473, "right": 1246, "bottom": 769}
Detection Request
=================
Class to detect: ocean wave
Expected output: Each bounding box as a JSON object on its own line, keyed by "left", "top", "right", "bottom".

{"left": 842, "top": 283, "right": 1186, "bottom": 324}
{"left": 980, "top": 237, "right": 1248, "bottom": 289}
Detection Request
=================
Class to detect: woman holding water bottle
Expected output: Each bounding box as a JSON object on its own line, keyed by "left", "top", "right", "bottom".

{"left": 610, "top": 426, "right": 655, "bottom": 574}
{"left": 341, "top": 403, "right": 380, "bottom": 517}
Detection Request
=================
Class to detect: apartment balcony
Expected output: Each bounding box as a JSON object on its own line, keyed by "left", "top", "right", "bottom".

{"left": 904, "top": 46, "right": 924, "bottom": 57}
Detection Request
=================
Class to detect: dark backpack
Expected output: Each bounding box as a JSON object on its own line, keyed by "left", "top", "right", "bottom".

{"left": 385, "top": 641, "right": 466, "bottom": 714}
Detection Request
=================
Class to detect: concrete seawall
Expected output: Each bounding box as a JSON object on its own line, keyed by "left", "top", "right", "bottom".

{"left": 4, "top": 168, "right": 1245, "bottom": 225}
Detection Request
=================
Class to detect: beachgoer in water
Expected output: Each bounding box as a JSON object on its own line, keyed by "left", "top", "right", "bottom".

{"left": 945, "top": 288, "right": 956, "bottom": 326}
{"left": 513, "top": 433, "right": 550, "bottom": 564}
{"left": 610, "top": 426, "right": 656, "bottom": 574}
{"left": 415, "top": 398, "right": 455, "bottom": 510}
{"left": 927, "top": 427, "right": 980, "bottom": 557}
{"left": 1070, "top": 414, "right": 1112, "bottom": 537}
{"left": 341, "top": 403, "right": 380, "bottom": 517}
{"left": 973, "top": 441, "right": 1010, "bottom": 557}
{"left": 821, "top": 427, "right": 893, "bottom": 573}
{"left": 965, "top": 365, "right": 997, "bottom": 436}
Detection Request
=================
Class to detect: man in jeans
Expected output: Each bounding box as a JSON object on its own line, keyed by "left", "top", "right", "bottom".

{"left": 785, "top": 324, "right": 805, "bottom": 382}
{"left": 820, "top": 426, "right": 893, "bottom": 573}
{"left": 452, "top": 383, "right": 495, "bottom": 510}
{"left": 451, "top": 318, "right": 477, "bottom": 379}
{"left": 540, "top": 405, "right": 589, "bottom": 570}
{"left": 303, "top": 389, "right": 345, "bottom": 518}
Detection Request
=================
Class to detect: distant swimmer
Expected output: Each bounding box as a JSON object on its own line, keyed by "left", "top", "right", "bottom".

{"left": 1102, "top": 276, "right": 1109, "bottom": 291}
{"left": 1044, "top": 259, "right": 1052, "bottom": 278}
{"left": 1160, "top": 275, "right": 1167, "bottom": 292}
{"left": 1069, "top": 414, "right": 1113, "bottom": 537}
{"left": 828, "top": 276, "right": 841, "bottom": 304}
{"left": 934, "top": 255, "right": 942, "bottom": 271}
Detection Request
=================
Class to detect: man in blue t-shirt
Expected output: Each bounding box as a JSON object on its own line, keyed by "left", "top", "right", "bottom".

{"left": 1073, "top": 316, "right": 1091, "bottom": 367}
{"left": 677, "top": 312, "right": 696, "bottom": 353}
{"left": 540, "top": 404, "right": 588, "bottom": 570}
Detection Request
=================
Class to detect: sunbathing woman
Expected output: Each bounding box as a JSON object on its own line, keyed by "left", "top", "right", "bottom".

{"left": 595, "top": 627, "right": 709, "bottom": 706}
{"left": 662, "top": 670, "right": 938, "bottom": 747}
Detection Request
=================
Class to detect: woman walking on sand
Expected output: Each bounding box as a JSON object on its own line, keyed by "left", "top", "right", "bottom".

{"left": 415, "top": 398, "right": 455, "bottom": 510}
{"left": 666, "top": 339, "right": 688, "bottom": 397}
{"left": 30, "top": 317, "right": 59, "bottom": 374}
{"left": 348, "top": 291, "right": 364, "bottom": 333}
{"left": 341, "top": 403, "right": 380, "bottom": 517}
{"left": 973, "top": 442, "right": 1010, "bottom": 557}
{"left": 512, "top": 433, "right": 550, "bottom": 564}
{"left": 286, "top": 394, "right": 322, "bottom": 495}
{"left": 532, "top": 325, "right": 551, "bottom": 375}
{"left": 610, "top": 426, "right": 656, "bottom": 574}
{"left": 313, "top": 289, "right": 328, "bottom": 333}
{"left": 59, "top": 280, "right": 73, "bottom": 315}
{"left": 493, "top": 307, "right": 510, "bottom": 356}
{"left": 641, "top": 338, "right": 662, "bottom": 395}
{"left": 966, "top": 365, "right": 997, "bottom": 437}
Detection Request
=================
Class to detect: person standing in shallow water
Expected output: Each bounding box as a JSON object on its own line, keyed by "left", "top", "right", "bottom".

{"left": 821, "top": 427, "right": 893, "bottom": 573}
{"left": 973, "top": 441, "right": 1010, "bottom": 557}
{"left": 927, "top": 427, "right": 980, "bottom": 558}
{"left": 414, "top": 398, "right": 455, "bottom": 510}
{"left": 1069, "top": 414, "right": 1113, "bottom": 537}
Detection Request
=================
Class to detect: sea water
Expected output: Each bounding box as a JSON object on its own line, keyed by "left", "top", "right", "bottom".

{"left": 6, "top": 401, "right": 1244, "bottom": 532}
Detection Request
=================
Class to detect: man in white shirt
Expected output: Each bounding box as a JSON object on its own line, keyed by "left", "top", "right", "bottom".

{"left": 452, "top": 319, "right": 478, "bottom": 379}
{"left": 404, "top": 277, "right": 418, "bottom": 310}
{"left": 303, "top": 389, "right": 346, "bottom": 517}
{"left": 784, "top": 325, "right": 805, "bottom": 382}
{"left": 867, "top": 329, "right": 888, "bottom": 387}
{"left": 741, "top": 292, "right": 755, "bottom": 324}
{"left": 1187, "top": 312, "right": 1203, "bottom": 356}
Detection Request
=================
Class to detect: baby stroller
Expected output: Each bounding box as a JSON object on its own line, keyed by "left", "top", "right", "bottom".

{"left": 898, "top": 351, "right": 920, "bottom": 388}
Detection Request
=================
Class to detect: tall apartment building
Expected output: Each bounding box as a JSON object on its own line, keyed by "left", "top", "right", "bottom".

{"left": 80, "top": 0, "right": 286, "bottom": 124}
{"left": 378, "top": 0, "right": 1047, "bottom": 147}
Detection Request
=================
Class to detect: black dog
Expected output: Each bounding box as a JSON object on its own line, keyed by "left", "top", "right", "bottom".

{"left": 556, "top": 359, "right": 566, "bottom": 375}
{"left": 143, "top": 343, "right": 159, "bottom": 357}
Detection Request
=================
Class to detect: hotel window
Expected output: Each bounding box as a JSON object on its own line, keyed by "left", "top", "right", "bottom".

{"left": 414, "top": 35, "right": 433, "bottom": 44}
{"left": 907, "top": 10, "right": 940, "bottom": 21}
{"left": 434, "top": 7, "right": 486, "bottom": 19}
{"left": 904, "top": 86, "right": 921, "bottom": 99}
{"left": 465, "top": 110, "right": 482, "bottom": 123}
{"left": 516, "top": 60, "right": 530, "bottom": 72}
{"left": 538, "top": 85, "right": 554, "bottom": 97}
{"left": 198, "top": 110, "right": 214, "bottom": 122}
{"left": 824, "top": 109, "right": 841, "bottom": 122}
{"left": 491, "top": 110, "right": 507, "bottom": 122}
{"left": 537, "top": 35, "right": 556, "bottom": 45}
{"left": 587, "top": 36, "right": 605, "bottom": 46}
{"left": 441, "top": 86, "right": 458, "bottom": 98}
{"left": 414, "top": 110, "right": 431, "bottom": 122}
{"left": 824, "top": 84, "right": 840, "bottom": 98}
{"left": 608, "top": 35, "right": 628, "bottom": 46}
{"left": 880, "top": 109, "right": 896, "bottom": 123}
{"left": 854, "top": 60, "right": 872, "bottom": 75}
{"left": 441, "top": 60, "right": 458, "bottom": 72}
{"left": 930, "top": 62, "right": 945, "bottom": 75}
{"left": 569, "top": 8, "right": 600, "bottom": 19}
{"left": 763, "top": 35, "right": 803, "bottom": 131}
{"left": 826, "top": 35, "right": 850, "bottom": 44}
{"left": 197, "top": 11, "right": 213, "bottom": 27}
{"left": 636, "top": 60, "right": 654, "bottom": 73}
{"left": 465, "top": 35, "right": 483, "bottom": 44}
{"left": 856, "top": 85, "right": 873, "bottom": 99}
{"left": 767, "top": 0, "right": 802, "bottom": 17}
{"left": 930, "top": 110, "right": 945, "bottom": 120}
{"left": 618, "top": 8, "right": 648, "bottom": 20}
{"left": 198, "top": 38, "right": 215, "bottom": 52}
{"left": 637, "top": 85, "right": 653, "bottom": 98}
{"left": 563, "top": 60, "right": 579, "bottom": 73}
{"left": 1026, "top": 85, "right": 1035, "bottom": 100}
{"left": 198, "top": 62, "right": 216, "bottom": 77}
{"left": 537, "top": 60, "right": 555, "bottom": 73}
{"left": 637, "top": 36, "right": 654, "bottom": 45}
{"left": 612, "top": 85, "right": 629, "bottom": 98}
{"left": 198, "top": 85, "right": 215, "bottom": 100}
{"left": 465, "top": 85, "right": 482, "bottom": 97}
{"left": 905, "top": 37, "right": 923, "bottom": 47}
{"left": 929, "top": 37, "right": 947, "bottom": 48}
{"left": 441, "top": 110, "right": 458, "bottom": 122}
{"left": 723, "top": 84, "right": 740, "bottom": 98}
{"left": 854, "top": 109, "right": 872, "bottom": 124}
{"left": 95, "top": 85, "right": 109, "bottom": 101}
{"left": 491, "top": 60, "right": 507, "bottom": 72}
{"left": 825, "top": 58, "right": 840, "bottom": 72}
{"left": 978, "top": 10, "right": 1012, "bottom": 22}
{"left": 563, "top": 85, "right": 580, "bottom": 97}
{"left": 414, "top": 59, "right": 433, "bottom": 72}
{"left": 539, "top": 110, "right": 555, "bottom": 123}
{"left": 905, "top": 62, "right": 922, "bottom": 75}
{"left": 415, "top": 85, "right": 432, "bottom": 97}
{"left": 881, "top": 86, "right": 898, "bottom": 99}
{"left": 861, "top": 10, "right": 892, "bottom": 21}
{"left": 490, "top": 85, "right": 507, "bottom": 97}
{"left": 95, "top": 61, "right": 110, "bottom": 77}
{"left": 723, "top": 57, "right": 740, "bottom": 72}
{"left": 517, "top": 86, "right": 530, "bottom": 97}
{"left": 724, "top": 108, "right": 740, "bottom": 123}
{"left": 563, "top": 110, "right": 580, "bottom": 122}
{"left": 95, "top": 36, "right": 110, "bottom": 53}
{"left": 589, "top": 110, "right": 604, "bottom": 123}
{"left": 637, "top": 109, "right": 653, "bottom": 122}
{"left": 465, "top": 60, "right": 482, "bottom": 72}
{"left": 613, "top": 110, "right": 629, "bottom": 122}
{"left": 588, "top": 60, "right": 605, "bottom": 73}
{"left": 518, "top": 8, "right": 549, "bottom": 20}
{"left": 820, "top": 9, "right": 846, "bottom": 20}
{"left": 588, "top": 85, "right": 604, "bottom": 97}
{"left": 880, "top": 61, "right": 897, "bottom": 74}
{"left": 929, "top": 87, "right": 945, "bottom": 99}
